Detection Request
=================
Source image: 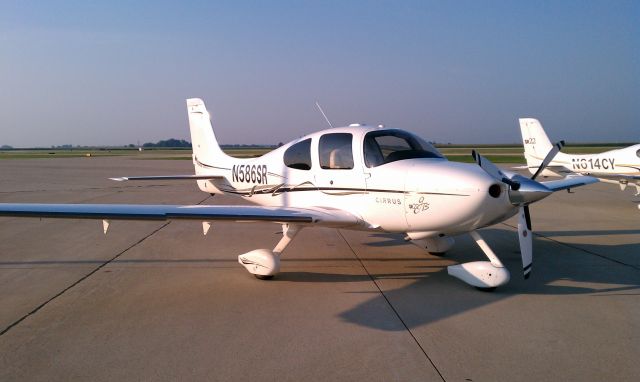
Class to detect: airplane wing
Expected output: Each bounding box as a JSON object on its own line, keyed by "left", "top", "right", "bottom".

{"left": 587, "top": 173, "right": 640, "bottom": 181}
{"left": 0, "top": 204, "right": 360, "bottom": 228}
{"left": 540, "top": 175, "right": 599, "bottom": 192}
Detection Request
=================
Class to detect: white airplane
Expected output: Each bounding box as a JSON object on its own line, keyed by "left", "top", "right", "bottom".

{"left": 520, "top": 118, "right": 640, "bottom": 196}
{"left": 0, "top": 99, "right": 597, "bottom": 290}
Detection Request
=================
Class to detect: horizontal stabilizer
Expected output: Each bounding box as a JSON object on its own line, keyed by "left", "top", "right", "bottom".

{"left": 110, "top": 175, "right": 223, "bottom": 182}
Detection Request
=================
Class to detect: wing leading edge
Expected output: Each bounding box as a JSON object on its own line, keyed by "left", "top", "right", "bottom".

{"left": 0, "top": 204, "right": 360, "bottom": 228}
{"left": 588, "top": 173, "right": 640, "bottom": 181}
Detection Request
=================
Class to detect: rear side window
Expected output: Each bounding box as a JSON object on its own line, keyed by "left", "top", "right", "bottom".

{"left": 284, "top": 138, "right": 312, "bottom": 170}
{"left": 319, "top": 133, "right": 354, "bottom": 169}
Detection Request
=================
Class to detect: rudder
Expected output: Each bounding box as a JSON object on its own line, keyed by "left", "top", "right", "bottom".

{"left": 519, "top": 118, "right": 553, "bottom": 167}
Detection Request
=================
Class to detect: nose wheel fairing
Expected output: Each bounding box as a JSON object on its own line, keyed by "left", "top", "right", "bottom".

{"left": 447, "top": 230, "right": 511, "bottom": 289}
{"left": 448, "top": 261, "right": 510, "bottom": 289}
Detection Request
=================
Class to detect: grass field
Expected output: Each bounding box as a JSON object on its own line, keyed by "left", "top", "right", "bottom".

{"left": 0, "top": 144, "right": 630, "bottom": 164}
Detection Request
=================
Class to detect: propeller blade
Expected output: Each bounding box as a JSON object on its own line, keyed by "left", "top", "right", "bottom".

{"left": 472, "top": 150, "right": 520, "bottom": 190}
{"left": 518, "top": 206, "right": 533, "bottom": 279}
{"left": 530, "top": 141, "right": 565, "bottom": 180}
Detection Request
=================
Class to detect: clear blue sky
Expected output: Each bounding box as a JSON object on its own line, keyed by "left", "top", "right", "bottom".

{"left": 1, "top": 1, "right": 638, "bottom": 147}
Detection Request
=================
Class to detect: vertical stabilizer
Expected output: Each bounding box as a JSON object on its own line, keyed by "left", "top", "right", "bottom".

{"left": 186, "top": 98, "right": 232, "bottom": 172}
{"left": 519, "top": 118, "right": 553, "bottom": 168}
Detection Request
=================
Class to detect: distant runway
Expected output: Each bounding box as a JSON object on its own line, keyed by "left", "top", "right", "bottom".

{"left": 1, "top": 157, "right": 638, "bottom": 381}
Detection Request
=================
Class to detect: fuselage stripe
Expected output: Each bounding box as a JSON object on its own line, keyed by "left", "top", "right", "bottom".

{"left": 219, "top": 186, "right": 468, "bottom": 197}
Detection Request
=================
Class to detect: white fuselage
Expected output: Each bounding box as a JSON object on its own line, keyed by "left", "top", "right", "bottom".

{"left": 533, "top": 145, "right": 640, "bottom": 178}
{"left": 194, "top": 126, "right": 516, "bottom": 237}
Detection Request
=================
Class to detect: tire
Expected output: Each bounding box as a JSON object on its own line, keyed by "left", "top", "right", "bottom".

{"left": 475, "top": 286, "right": 497, "bottom": 292}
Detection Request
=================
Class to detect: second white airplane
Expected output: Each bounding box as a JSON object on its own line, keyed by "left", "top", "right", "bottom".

{"left": 0, "top": 100, "right": 597, "bottom": 290}
{"left": 520, "top": 118, "right": 640, "bottom": 196}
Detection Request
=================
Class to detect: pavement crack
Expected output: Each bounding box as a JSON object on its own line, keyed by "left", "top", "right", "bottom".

{"left": 0, "top": 195, "right": 211, "bottom": 337}
{"left": 0, "top": 222, "right": 170, "bottom": 337}
{"left": 336, "top": 230, "right": 447, "bottom": 382}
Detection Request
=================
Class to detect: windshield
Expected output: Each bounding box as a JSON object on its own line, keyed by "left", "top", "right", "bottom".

{"left": 363, "top": 130, "right": 443, "bottom": 168}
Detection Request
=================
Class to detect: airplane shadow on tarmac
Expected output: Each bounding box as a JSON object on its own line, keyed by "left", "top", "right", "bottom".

{"left": 535, "top": 229, "right": 640, "bottom": 237}
{"left": 281, "top": 228, "right": 640, "bottom": 331}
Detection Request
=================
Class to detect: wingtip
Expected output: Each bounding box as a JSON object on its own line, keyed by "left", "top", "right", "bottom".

{"left": 109, "top": 177, "right": 128, "bottom": 182}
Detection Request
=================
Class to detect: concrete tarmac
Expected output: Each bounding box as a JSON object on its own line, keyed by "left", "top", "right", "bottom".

{"left": 0, "top": 157, "right": 638, "bottom": 381}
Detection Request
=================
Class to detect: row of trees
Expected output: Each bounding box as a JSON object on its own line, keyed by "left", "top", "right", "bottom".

{"left": 142, "top": 139, "right": 191, "bottom": 148}
{"left": 141, "top": 139, "right": 278, "bottom": 149}
{"left": 1, "top": 139, "right": 279, "bottom": 150}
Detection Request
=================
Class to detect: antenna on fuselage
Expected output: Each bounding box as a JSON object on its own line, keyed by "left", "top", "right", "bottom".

{"left": 315, "top": 101, "right": 334, "bottom": 128}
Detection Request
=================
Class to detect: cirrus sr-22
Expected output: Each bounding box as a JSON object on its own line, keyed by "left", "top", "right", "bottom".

{"left": 0, "top": 99, "right": 597, "bottom": 290}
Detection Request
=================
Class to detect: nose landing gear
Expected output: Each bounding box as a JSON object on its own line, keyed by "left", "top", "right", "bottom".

{"left": 447, "top": 230, "right": 510, "bottom": 290}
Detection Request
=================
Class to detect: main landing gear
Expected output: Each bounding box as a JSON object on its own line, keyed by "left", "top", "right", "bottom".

{"left": 238, "top": 224, "right": 300, "bottom": 279}
{"left": 238, "top": 226, "right": 511, "bottom": 290}
{"left": 447, "top": 230, "right": 510, "bottom": 290}
{"left": 619, "top": 180, "right": 640, "bottom": 196}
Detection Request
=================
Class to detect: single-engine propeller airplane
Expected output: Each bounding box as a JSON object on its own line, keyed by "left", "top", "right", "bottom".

{"left": 520, "top": 118, "right": 640, "bottom": 198}
{"left": 0, "top": 99, "right": 598, "bottom": 290}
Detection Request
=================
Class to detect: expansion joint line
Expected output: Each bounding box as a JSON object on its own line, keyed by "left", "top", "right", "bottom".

{"left": 336, "top": 230, "right": 447, "bottom": 382}
{"left": 500, "top": 222, "right": 640, "bottom": 271}
{"left": 0, "top": 195, "right": 211, "bottom": 337}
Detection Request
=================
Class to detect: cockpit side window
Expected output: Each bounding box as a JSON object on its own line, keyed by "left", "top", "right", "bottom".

{"left": 319, "top": 133, "right": 354, "bottom": 169}
{"left": 363, "top": 130, "right": 443, "bottom": 168}
{"left": 284, "top": 138, "right": 312, "bottom": 170}
{"left": 364, "top": 136, "right": 385, "bottom": 167}
{"left": 636, "top": 149, "right": 640, "bottom": 158}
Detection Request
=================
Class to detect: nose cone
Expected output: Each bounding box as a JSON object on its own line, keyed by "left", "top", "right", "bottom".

{"left": 508, "top": 176, "right": 552, "bottom": 205}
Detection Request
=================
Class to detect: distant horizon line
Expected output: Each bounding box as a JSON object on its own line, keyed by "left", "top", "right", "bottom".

{"left": 1, "top": 141, "right": 636, "bottom": 150}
